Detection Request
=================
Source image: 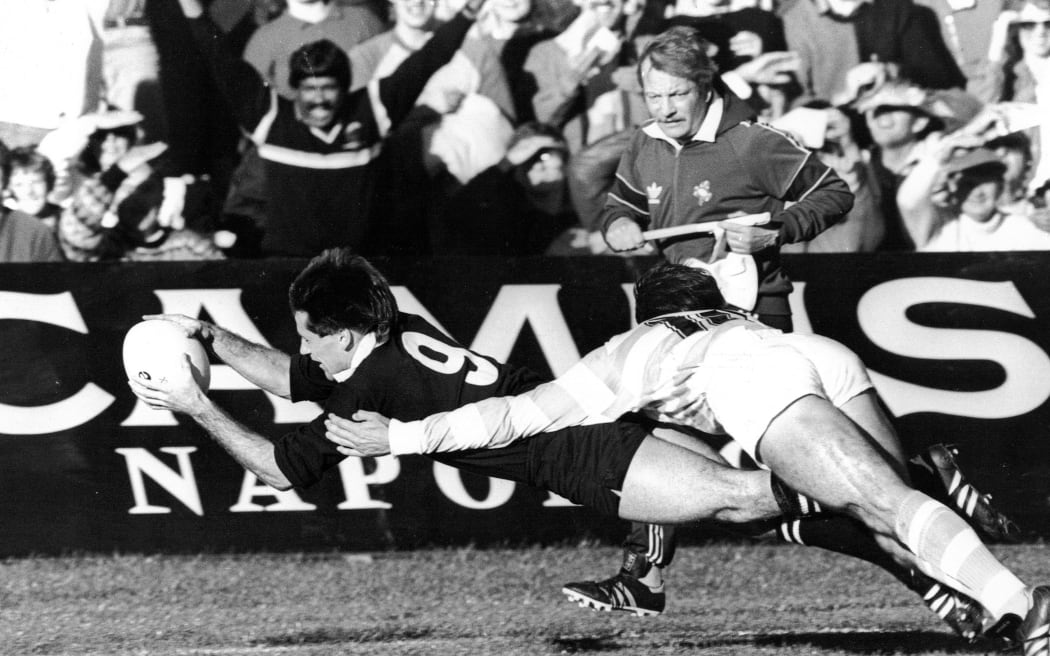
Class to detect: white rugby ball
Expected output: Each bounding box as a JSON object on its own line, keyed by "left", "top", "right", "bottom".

{"left": 123, "top": 319, "right": 211, "bottom": 391}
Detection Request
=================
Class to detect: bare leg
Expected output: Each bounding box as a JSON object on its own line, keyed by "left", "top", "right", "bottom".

{"left": 837, "top": 390, "right": 909, "bottom": 481}
{"left": 757, "top": 394, "right": 1030, "bottom": 624}
{"left": 618, "top": 436, "right": 778, "bottom": 525}
{"left": 650, "top": 426, "right": 728, "bottom": 463}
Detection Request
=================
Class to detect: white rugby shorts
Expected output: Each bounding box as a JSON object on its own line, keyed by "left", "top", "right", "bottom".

{"left": 702, "top": 327, "right": 874, "bottom": 462}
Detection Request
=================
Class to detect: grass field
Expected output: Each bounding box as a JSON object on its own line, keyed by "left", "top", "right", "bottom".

{"left": 4, "top": 542, "right": 1047, "bottom": 656}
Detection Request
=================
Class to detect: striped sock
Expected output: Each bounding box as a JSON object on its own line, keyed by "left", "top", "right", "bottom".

{"left": 895, "top": 490, "right": 1029, "bottom": 621}
{"left": 770, "top": 474, "right": 823, "bottom": 518}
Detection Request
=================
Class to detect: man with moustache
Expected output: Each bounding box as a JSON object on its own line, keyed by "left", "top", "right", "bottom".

{"left": 173, "top": 0, "right": 486, "bottom": 257}
{"left": 601, "top": 25, "right": 853, "bottom": 331}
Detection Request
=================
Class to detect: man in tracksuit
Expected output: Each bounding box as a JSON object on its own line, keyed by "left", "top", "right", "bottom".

{"left": 575, "top": 23, "right": 855, "bottom": 616}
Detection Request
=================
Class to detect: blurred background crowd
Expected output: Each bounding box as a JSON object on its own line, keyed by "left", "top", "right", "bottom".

{"left": 2, "top": 0, "right": 1050, "bottom": 262}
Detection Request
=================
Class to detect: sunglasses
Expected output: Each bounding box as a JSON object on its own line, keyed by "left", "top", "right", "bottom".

{"left": 1018, "top": 20, "right": 1050, "bottom": 30}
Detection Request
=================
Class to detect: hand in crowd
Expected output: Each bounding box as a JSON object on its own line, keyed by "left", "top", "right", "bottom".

{"left": 988, "top": 9, "right": 1020, "bottom": 63}
{"left": 569, "top": 47, "right": 607, "bottom": 87}
{"left": 1028, "top": 207, "right": 1050, "bottom": 234}
{"left": 833, "top": 61, "right": 900, "bottom": 106}
{"left": 462, "top": 0, "right": 489, "bottom": 18}
{"left": 731, "top": 52, "right": 800, "bottom": 86}
{"left": 930, "top": 131, "right": 988, "bottom": 167}
{"left": 958, "top": 105, "right": 1012, "bottom": 142}
{"left": 441, "top": 88, "right": 468, "bottom": 114}
{"left": 503, "top": 134, "right": 564, "bottom": 166}
{"left": 604, "top": 216, "right": 647, "bottom": 252}
{"left": 728, "top": 31, "right": 764, "bottom": 61}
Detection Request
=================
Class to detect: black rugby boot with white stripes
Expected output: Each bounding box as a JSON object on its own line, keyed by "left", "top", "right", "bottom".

{"left": 909, "top": 570, "right": 984, "bottom": 643}
{"left": 910, "top": 444, "right": 1022, "bottom": 543}
{"left": 561, "top": 552, "right": 665, "bottom": 617}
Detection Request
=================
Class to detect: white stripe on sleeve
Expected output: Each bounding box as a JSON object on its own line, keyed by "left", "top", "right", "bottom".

{"left": 388, "top": 418, "right": 427, "bottom": 455}
{"left": 555, "top": 362, "right": 616, "bottom": 417}
{"left": 446, "top": 403, "right": 490, "bottom": 449}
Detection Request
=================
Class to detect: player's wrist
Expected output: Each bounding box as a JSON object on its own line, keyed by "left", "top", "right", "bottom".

{"left": 388, "top": 419, "right": 425, "bottom": 455}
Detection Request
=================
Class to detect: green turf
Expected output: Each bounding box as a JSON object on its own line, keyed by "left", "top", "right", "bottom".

{"left": 2, "top": 542, "right": 1046, "bottom": 655}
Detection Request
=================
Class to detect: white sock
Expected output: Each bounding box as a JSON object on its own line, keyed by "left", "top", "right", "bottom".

{"left": 896, "top": 490, "right": 1029, "bottom": 621}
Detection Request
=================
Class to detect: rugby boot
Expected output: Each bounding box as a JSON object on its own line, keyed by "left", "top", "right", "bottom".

{"left": 561, "top": 552, "right": 665, "bottom": 617}
{"left": 986, "top": 585, "right": 1050, "bottom": 654}
{"left": 909, "top": 570, "right": 984, "bottom": 642}
{"left": 910, "top": 443, "right": 1022, "bottom": 543}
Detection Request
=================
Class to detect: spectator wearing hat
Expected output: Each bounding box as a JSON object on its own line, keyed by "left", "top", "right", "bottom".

{"left": 781, "top": 0, "right": 965, "bottom": 106}
{"left": 38, "top": 108, "right": 218, "bottom": 262}
{"left": 987, "top": 131, "right": 1035, "bottom": 213}
{"left": 898, "top": 140, "right": 1050, "bottom": 250}
{"left": 853, "top": 76, "right": 983, "bottom": 249}
{"left": 985, "top": 0, "right": 1050, "bottom": 194}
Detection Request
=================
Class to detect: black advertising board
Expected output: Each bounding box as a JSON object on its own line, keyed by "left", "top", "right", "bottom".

{"left": 1, "top": 254, "right": 1048, "bottom": 555}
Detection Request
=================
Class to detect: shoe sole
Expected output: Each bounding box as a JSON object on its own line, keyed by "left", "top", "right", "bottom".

{"left": 561, "top": 588, "right": 662, "bottom": 617}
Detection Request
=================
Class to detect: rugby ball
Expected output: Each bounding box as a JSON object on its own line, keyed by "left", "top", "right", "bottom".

{"left": 122, "top": 319, "right": 211, "bottom": 391}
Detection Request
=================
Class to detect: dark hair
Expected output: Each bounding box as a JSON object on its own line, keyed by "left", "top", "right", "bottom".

{"left": 637, "top": 26, "right": 718, "bottom": 94}
{"left": 288, "top": 249, "right": 398, "bottom": 341}
{"left": 289, "top": 39, "right": 351, "bottom": 91}
{"left": 634, "top": 262, "right": 726, "bottom": 323}
{"left": 79, "top": 124, "right": 139, "bottom": 174}
{"left": 8, "top": 146, "right": 56, "bottom": 190}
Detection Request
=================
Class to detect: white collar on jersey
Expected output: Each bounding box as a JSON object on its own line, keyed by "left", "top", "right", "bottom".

{"left": 332, "top": 331, "right": 378, "bottom": 383}
{"left": 642, "top": 94, "right": 724, "bottom": 147}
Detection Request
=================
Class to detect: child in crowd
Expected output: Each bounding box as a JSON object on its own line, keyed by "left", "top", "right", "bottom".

{"left": 2, "top": 146, "right": 61, "bottom": 231}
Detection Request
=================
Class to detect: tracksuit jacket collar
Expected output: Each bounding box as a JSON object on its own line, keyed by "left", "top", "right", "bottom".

{"left": 641, "top": 85, "right": 757, "bottom": 147}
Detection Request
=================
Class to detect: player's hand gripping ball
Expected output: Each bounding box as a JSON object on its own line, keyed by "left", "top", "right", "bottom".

{"left": 122, "top": 319, "right": 211, "bottom": 391}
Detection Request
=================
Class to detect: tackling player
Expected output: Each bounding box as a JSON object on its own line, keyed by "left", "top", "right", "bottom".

{"left": 131, "top": 249, "right": 1010, "bottom": 642}
{"left": 328, "top": 261, "right": 1050, "bottom": 654}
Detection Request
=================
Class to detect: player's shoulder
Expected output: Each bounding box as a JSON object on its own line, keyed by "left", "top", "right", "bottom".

{"left": 734, "top": 119, "right": 809, "bottom": 151}
{"left": 723, "top": 119, "right": 810, "bottom": 167}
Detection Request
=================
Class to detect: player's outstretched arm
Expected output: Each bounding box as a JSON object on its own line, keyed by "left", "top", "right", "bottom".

{"left": 143, "top": 314, "right": 292, "bottom": 398}
{"left": 128, "top": 354, "right": 293, "bottom": 489}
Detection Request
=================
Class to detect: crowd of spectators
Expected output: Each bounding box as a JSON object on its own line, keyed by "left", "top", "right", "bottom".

{"left": 2, "top": 0, "right": 1050, "bottom": 262}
